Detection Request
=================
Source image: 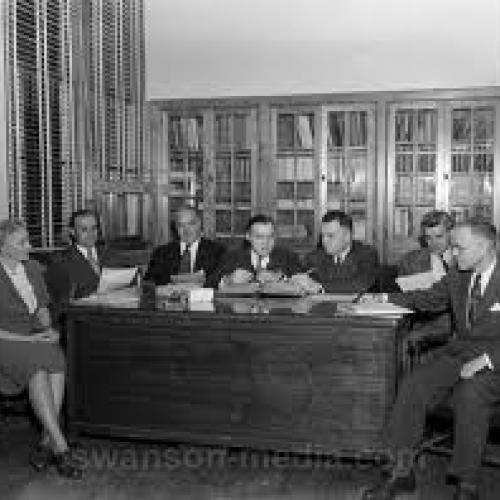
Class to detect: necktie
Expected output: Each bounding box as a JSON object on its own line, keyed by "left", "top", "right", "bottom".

{"left": 255, "top": 255, "right": 263, "bottom": 275}
{"left": 178, "top": 244, "right": 191, "bottom": 273}
{"left": 86, "top": 248, "right": 100, "bottom": 276}
{"left": 467, "top": 273, "right": 482, "bottom": 329}
{"left": 440, "top": 254, "right": 449, "bottom": 273}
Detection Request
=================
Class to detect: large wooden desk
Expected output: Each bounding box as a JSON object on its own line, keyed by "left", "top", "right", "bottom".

{"left": 65, "top": 294, "right": 408, "bottom": 455}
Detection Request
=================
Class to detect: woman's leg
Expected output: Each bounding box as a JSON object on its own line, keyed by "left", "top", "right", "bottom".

{"left": 40, "top": 372, "right": 65, "bottom": 446}
{"left": 28, "top": 370, "right": 68, "bottom": 453}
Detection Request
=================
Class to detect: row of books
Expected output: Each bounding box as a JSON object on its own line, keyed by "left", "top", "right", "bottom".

{"left": 276, "top": 157, "right": 314, "bottom": 181}
{"left": 327, "top": 111, "right": 367, "bottom": 148}
{"left": 215, "top": 157, "right": 252, "bottom": 181}
{"left": 395, "top": 109, "right": 436, "bottom": 144}
{"left": 396, "top": 175, "right": 435, "bottom": 204}
{"left": 215, "top": 114, "right": 252, "bottom": 151}
{"left": 277, "top": 114, "right": 314, "bottom": 150}
{"left": 215, "top": 182, "right": 251, "bottom": 203}
{"left": 169, "top": 117, "right": 203, "bottom": 151}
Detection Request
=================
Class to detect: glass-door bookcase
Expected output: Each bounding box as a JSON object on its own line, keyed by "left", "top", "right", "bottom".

{"left": 214, "top": 109, "right": 257, "bottom": 237}
{"left": 320, "top": 104, "right": 376, "bottom": 243}
{"left": 272, "top": 108, "right": 318, "bottom": 245}
{"left": 167, "top": 113, "right": 205, "bottom": 220}
{"left": 387, "top": 100, "right": 500, "bottom": 263}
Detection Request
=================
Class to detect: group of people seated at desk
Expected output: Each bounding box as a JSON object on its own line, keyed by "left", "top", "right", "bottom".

{"left": 144, "top": 205, "right": 381, "bottom": 296}
{"left": 0, "top": 204, "right": 499, "bottom": 499}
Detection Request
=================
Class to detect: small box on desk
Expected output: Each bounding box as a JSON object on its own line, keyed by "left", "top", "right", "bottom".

{"left": 185, "top": 287, "right": 214, "bottom": 303}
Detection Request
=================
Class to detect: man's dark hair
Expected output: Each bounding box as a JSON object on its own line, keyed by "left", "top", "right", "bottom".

{"left": 321, "top": 210, "right": 353, "bottom": 232}
{"left": 421, "top": 210, "right": 453, "bottom": 231}
{"left": 460, "top": 216, "right": 497, "bottom": 244}
{"left": 245, "top": 214, "right": 275, "bottom": 232}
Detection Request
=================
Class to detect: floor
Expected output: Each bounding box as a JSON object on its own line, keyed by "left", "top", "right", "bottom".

{"left": 2, "top": 418, "right": 500, "bottom": 500}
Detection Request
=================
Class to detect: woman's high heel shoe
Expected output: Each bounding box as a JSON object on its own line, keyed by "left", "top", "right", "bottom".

{"left": 51, "top": 449, "right": 84, "bottom": 479}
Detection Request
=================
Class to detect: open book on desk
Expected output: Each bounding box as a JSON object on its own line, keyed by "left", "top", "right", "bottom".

{"left": 336, "top": 301, "right": 413, "bottom": 316}
{"left": 217, "top": 281, "right": 306, "bottom": 298}
{"left": 98, "top": 267, "right": 138, "bottom": 294}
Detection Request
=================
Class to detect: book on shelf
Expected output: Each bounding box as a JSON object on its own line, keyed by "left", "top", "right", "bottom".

{"left": 297, "top": 115, "right": 314, "bottom": 150}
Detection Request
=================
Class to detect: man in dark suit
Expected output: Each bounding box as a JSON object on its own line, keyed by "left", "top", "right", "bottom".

{"left": 144, "top": 205, "right": 224, "bottom": 287}
{"left": 362, "top": 218, "right": 500, "bottom": 500}
{"left": 45, "top": 209, "right": 107, "bottom": 323}
{"left": 303, "top": 210, "right": 379, "bottom": 293}
{"left": 398, "top": 210, "right": 454, "bottom": 277}
{"left": 216, "top": 214, "right": 305, "bottom": 287}
{"left": 397, "top": 210, "right": 455, "bottom": 348}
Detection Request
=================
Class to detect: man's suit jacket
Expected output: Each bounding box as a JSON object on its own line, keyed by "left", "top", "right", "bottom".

{"left": 0, "top": 260, "right": 48, "bottom": 336}
{"left": 215, "top": 244, "right": 303, "bottom": 284}
{"left": 397, "top": 247, "right": 453, "bottom": 338}
{"left": 303, "top": 240, "right": 379, "bottom": 293}
{"left": 143, "top": 237, "right": 225, "bottom": 287}
{"left": 398, "top": 248, "right": 433, "bottom": 276}
{"left": 390, "top": 262, "right": 500, "bottom": 367}
{"left": 45, "top": 244, "right": 108, "bottom": 322}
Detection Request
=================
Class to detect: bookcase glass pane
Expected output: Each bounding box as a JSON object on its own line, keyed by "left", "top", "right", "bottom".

{"left": 234, "top": 210, "right": 251, "bottom": 234}
{"left": 234, "top": 182, "right": 251, "bottom": 203}
{"left": 216, "top": 182, "right": 231, "bottom": 203}
{"left": 450, "top": 106, "right": 495, "bottom": 223}
{"left": 234, "top": 114, "right": 251, "bottom": 151}
{"left": 277, "top": 113, "right": 314, "bottom": 151}
{"left": 169, "top": 116, "right": 203, "bottom": 151}
{"left": 328, "top": 112, "right": 345, "bottom": 148}
{"left": 326, "top": 111, "right": 369, "bottom": 222}
{"left": 215, "top": 112, "right": 254, "bottom": 236}
{"left": 275, "top": 110, "right": 316, "bottom": 241}
{"left": 393, "top": 108, "right": 437, "bottom": 238}
{"left": 216, "top": 210, "right": 231, "bottom": 234}
{"left": 349, "top": 111, "right": 367, "bottom": 147}
{"left": 168, "top": 115, "right": 204, "bottom": 208}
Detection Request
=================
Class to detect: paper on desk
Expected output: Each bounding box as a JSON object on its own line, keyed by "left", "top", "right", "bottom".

{"left": 98, "top": 266, "right": 138, "bottom": 293}
{"left": 396, "top": 270, "right": 444, "bottom": 292}
{"left": 73, "top": 287, "right": 139, "bottom": 307}
{"left": 337, "top": 301, "right": 413, "bottom": 316}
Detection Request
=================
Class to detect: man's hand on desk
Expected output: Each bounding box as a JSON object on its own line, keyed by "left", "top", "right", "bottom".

{"left": 357, "top": 293, "right": 388, "bottom": 303}
{"left": 225, "top": 268, "right": 254, "bottom": 285}
{"left": 288, "top": 273, "right": 323, "bottom": 294}
{"left": 461, "top": 353, "right": 494, "bottom": 379}
{"left": 256, "top": 270, "right": 284, "bottom": 284}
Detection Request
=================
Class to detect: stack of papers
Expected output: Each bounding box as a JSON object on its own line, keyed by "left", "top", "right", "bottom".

{"left": 396, "top": 270, "right": 445, "bottom": 292}
{"left": 337, "top": 301, "right": 413, "bottom": 316}
{"left": 73, "top": 287, "right": 139, "bottom": 308}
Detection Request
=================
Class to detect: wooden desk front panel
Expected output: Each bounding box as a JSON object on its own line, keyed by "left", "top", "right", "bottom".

{"left": 66, "top": 309, "right": 399, "bottom": 454}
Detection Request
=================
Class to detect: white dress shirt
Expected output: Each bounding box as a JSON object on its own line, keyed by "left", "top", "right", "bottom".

{"left": 180, "top": 239, "right": 200, "bottom": 273}
{"left": 251, "top": 250, "right": 270, "bottom": 271}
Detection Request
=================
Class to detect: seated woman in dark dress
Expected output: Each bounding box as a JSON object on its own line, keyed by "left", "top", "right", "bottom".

{"left": 0, "top": 219, "right": 82, "bottom": 479}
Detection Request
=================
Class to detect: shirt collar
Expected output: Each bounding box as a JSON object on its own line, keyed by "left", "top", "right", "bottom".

{"left": 472, "top": 257, "right": 497, "bottom": 294}
{"left": 251, "top": 249, "right": 270, "bottom": 269}
{"left": 332, "top": 245, "right": 351, "bottom": 264}
{"left": 180, "top": 239, "right": 200, "bottom": 255}
{"left": 77, "top": 245, "right": 98, "bottom": 260}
